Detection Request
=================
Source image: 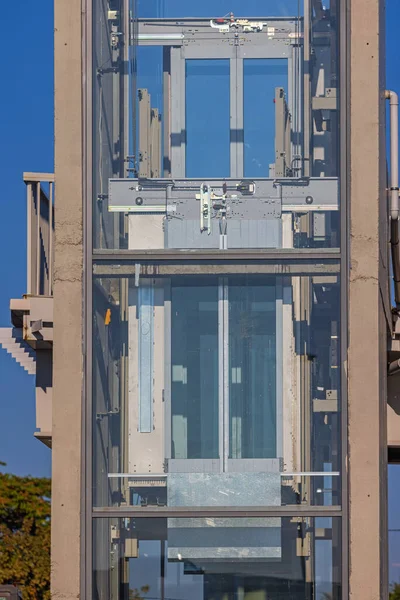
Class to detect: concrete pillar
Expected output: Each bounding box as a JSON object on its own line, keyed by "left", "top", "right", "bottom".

{"left": 51, "top": 0, "right": 83, "bottom": 598}
{"left": 348, "top": 0, "right": 388, "bottom": 598}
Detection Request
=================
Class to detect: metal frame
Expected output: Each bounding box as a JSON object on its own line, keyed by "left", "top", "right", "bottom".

{"left": 82, "top": 1, "right": 92, "bottom": 599}
{"left": 93, "top": 505, "right": 342, "bottom": 518}
{"left": 82, "top": 2, "right": 350, "bottom": 599}
{"left": 135, "top": 17, "right": 299, "bottom": 182}
{"left": 339, "top": 0, "right": 350, "bottom": 596}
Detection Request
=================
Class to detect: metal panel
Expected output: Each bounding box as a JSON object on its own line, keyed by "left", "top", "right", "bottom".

{"left": 93, "top": 506, "right": 343, "bottom": 517}
{"left": 227, "top": 218, "right": 282, "bottom": 249}
{"left": 128, "top": 283, "right": 165, "bottom": 473}
{"left": 170, "top": 47, "right": 185, "bottom": 177}
{"left": 167, "top": 519, "right": 282, "bottom": 560}
{"left": 275, "top": 87, "right": 291, "bottom": 178}
{"left": 182, "top": 43, "right": 236, "bottom": 60}
{"left": 238, "top": 43, "right": 292, "bottom": 60}
{"left": 93, "top": 247, "right": 341, "bottom": 260}
{"left": 227, "top": 458, "right": 282, "bottom": 472}
{"left": 218, "top": 280, "right": 225, "bottom": 473}
{"left": 303, "top": 0, "right": 311, "bottom": 176}
{"left": 222, "top": 280, "right": 229, "bottom": 472}
{"left": 138, "top": 89, "right": 151, "bottom": 178}
{"left": 150, "top": 108, "right": 161, "bottom": 177}
{"left": 135, "top": 17, "right": 297, "bottom": 38}
{"left": 138, "top": 285, "right": 154, "bottom": 432}
{"left": 276, "top": 280, "right": 284, "bottom": 459}
{"left": 167, "top": 472, "right": 281, "bottom": 507}
{"left": 230, "top": 55, "right": 244, "bottom": 178}
{"left": 168, "top": 459, "right": 221, "bottom": 473}
{"left": 163, "top": 47, "right": 171, "bottom": 176}
{"left": 164, "top": 280, "right": 172, "bottom": 461}
{"left": 109, "top": 177, "right": 338, "bottom": 213}
{"left": 165, "top": 218, "right": 282, "bottom": 250}
{"left": 165, "top": 218, "right": 221, "bottom": 249}
{"left": 93, "top": 261, "right": 341, "bottom": 278}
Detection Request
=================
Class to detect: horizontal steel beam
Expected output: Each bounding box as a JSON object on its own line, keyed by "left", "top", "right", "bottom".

{"left": 93, "top": 253, "right": 340, "bottom": 277}
{"left": 108, "top": 177, "right": 339, "bottom": 216}
{"left": 93, "top": 248, "right": 340, "bottom": 260}
{"left": 93, "top": 505, "right": 342, "bottom": 518}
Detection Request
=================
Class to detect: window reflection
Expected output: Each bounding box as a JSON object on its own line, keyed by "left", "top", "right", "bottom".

{"left": 172, "top": 282, "right": 219, "bottom": 459}
{"left": 93, "top": 271, "right": 341, "bottom": 508}
{"left": 136, "top": 0, "right": 303, "bottom": 18}
{"left": 93, "top": 517, "right": 341, "bottom": 600}
{"left": 389, "top": 465, "right": 400, "bottom": 593}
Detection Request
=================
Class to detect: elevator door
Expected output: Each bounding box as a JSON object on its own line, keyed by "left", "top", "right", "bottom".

{"left": 169, "top": 277, "right": 281, "bottom": 475}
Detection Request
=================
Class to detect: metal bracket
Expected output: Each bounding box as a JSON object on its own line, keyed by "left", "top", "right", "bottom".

{"left": 199, "top": 184, "right": 212, "bottom": 234}
{"left": 96, "top": 408, "right": 120, "bottom": 422}
{"left": 109, "top": 177, "right": 338, "bottom": 215}
{"left": 210, "top": 15, "right": 269, "bottom": 33}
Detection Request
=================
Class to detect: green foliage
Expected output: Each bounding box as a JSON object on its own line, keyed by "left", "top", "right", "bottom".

{"left": 390, "top": 583, "right": 400, "bottom": 600}
{"left": 0, "top": 463, "right": 51, "bottom": 600}
{"left": 129, "top": 585, "right": 150, "bottom": 599}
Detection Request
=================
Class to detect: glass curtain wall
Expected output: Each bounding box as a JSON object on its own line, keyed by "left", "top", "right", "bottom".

{"left": 93, "top": 0, "right": 341, "bottom": 251}
{"left": 89, "top": 0, "right": 344, "bottom": 597}
{"left": 93, "top": 270, "right": 341, "bottom": 508}
{"left": 93, "top": 517, "right": 342, "bottom": 600}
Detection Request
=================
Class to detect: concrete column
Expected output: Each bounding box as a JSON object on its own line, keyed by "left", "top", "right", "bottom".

{"left": 51, "top": 0, "right": 83, "bottom": 598}
{"left": 348, "top": 0, "right": 388, "bottom": 598}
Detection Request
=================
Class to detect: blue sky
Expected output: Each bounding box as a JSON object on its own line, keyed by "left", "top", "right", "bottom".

{"left": 0, "top": 0, "right": 400, "bottom": 583}
{"left": 0, "top": 0, "right": 53, "bottom": 477}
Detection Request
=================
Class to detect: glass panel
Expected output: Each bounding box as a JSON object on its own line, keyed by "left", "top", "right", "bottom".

{"left": 136, "top": 46, "right": 164, "bottom": 177}
{"left": 93, "top": 269, "right": 341, "bottom": 507}
{"left": 293, "top": 211, "right": 340, "bottom": 249}
{"left": 229, "top": 279, "right": 277, "bottom": 458}
{"left": 171, "top": 281, "right": 219, "bottom": 459}
{"left": 244, "top": 60, "right": 288, "bottom": 178}
{"left": 93, "top": 517, "right": 342, "bottom": 600}
{"left": 186, "top": 60, "right": 230, "bottom": 178}
{"left": 389, "top": 465, "right": 400, "bottom": 592}
{"left": 136, "top": 0, "right": 303, "bottom": 18}
{"left": 93, "top": 1, "right": 341, "bottom": 250}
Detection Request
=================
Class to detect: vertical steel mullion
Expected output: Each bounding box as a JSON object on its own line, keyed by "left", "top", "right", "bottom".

{"left": 223, "top": 278, "right": 230, "bottom": 472}
{"left": 163, "top": 47, "right": 171, "bottom": 177}
{"left": 230, "top": 53, "right": 244, "bottom": 179}
{"left": 287, "top": 53, "right": 297, "bottom": 172}
{"left": 179, "top": 48, "right": 186, "bottom": 178}
{"left": 122, "top": 0, "right": 130, "bottom": 178}
{"left": 287, "top": 54, "right": 294, "bottom": 162}
{"left": 276, "top": 279, "right": 283, "bottom": 460}
{"left": 150, "top": 108, "right": 161, "bottom": 177}
{"left": 303, "top": 0, "right": 311, "bottom": 177}
{"left": 170, "top": 47, "right": 185, "bottom": 178}
{"left": 112, "top": 40, "right": 121, "bottom": 250}
{"left": 138, "top": 88, "right": 151, "bottom": 177}
{"left": 218, "top": 279, "right": 224, "bottom": 473}
{"left": 138, "top": 283, "right": 154, "bottom": 433}
{"left": 164, "top": 279, "right": 172, "bottom": 461}
{"left": 36, "top": 181, "right": 41, "bottom": 295}
{"left": 339, "top": 0, "right": 350, "bottom": 595}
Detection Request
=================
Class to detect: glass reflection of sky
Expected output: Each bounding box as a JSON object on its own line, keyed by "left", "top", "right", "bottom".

{"left": 389, "top": 465, "right": 400, "bottom": 586}
{"left": 137, "top": 0, "right": 303, "bottom": 18}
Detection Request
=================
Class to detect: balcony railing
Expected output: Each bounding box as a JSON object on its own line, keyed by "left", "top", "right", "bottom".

{"left": 24, "top": 172, "right": 55, "bottom": 297}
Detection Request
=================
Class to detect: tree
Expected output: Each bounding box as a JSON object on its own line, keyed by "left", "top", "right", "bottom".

{"left": 0, "top": 463, "right": 51, "bottom": 600}
{"left": 390, "top": 583, "right": 400, "bottom": 600}
{"left": 129, "top": 586, "right": 150, "bottom": 599}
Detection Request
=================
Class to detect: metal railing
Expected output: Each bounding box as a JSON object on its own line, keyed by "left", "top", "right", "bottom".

{"left": 24, "top": 173, "right": 55, "bottom": 296}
